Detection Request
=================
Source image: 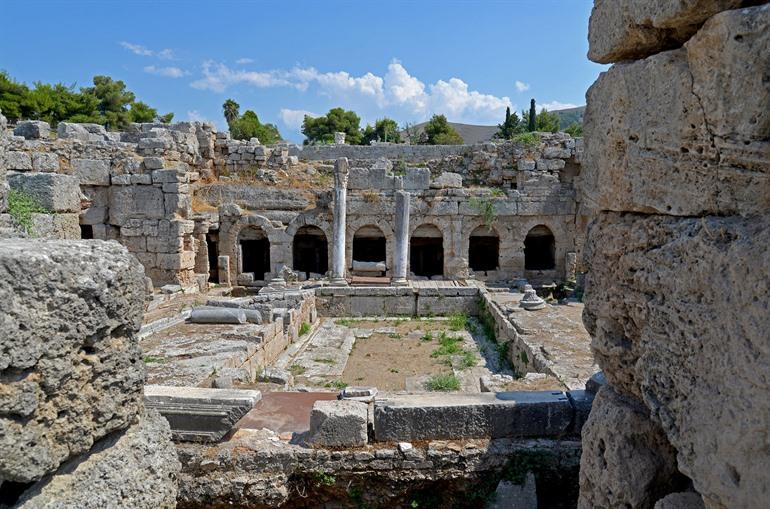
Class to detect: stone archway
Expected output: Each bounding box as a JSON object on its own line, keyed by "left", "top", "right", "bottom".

{"left": 524, "top": 225, "right": 555, "bottom": 270}
{"left": 238, "top": 225, "right": 270, "bottom": 280}
{"left": 292, "top": 225, "right": 328, "bottom": 278}
{"left": 469, "top": 225, "right": 500, "bottom": 272}
{"left": 410, "top": 223, "right": 444, "bottom": 277}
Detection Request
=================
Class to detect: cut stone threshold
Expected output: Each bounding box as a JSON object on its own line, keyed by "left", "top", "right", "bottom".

{"left": 144, "top": 385, "right": 262, "bottom": 442}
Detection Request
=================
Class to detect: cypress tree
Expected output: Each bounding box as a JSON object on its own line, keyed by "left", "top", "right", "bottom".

{"left": 528, "top": 98, "right": 537, "bottom": 132}
{"left": 505, "top": 106, "right": 511, "bottom": 124}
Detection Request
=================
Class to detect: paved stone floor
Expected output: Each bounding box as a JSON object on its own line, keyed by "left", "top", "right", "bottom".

{"left": 236, "top": 392, "right": 338, "bottom": 434}
{"left": 490, "top": 292, "right": 597, "bottom": 390}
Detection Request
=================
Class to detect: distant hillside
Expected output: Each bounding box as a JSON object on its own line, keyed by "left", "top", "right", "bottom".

{"left": 405, "top": 106, "right": 585, "bottom": 144}
{"left": 553, "top": 106, "right": 585, "bottom": 129}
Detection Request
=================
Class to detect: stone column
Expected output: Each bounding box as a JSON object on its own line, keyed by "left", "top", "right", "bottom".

{"left": 217, "top": 256, "right": 231, "bottom": 287}
{"left": 391, "top": 189, "right": 411, "bottom": 286}
{"left": 330, "top": 158, "right": 349, "bottom": 286}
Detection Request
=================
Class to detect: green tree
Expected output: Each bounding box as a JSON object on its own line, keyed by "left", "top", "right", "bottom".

{"left": 522, "top": 106, "right": 562, "bottom": 134}
{"left": 229, "top": 110, "right": 282, "bottom": 144}
{"left": 158, "top": 112, "right": 174, "bottom": 124}
{"left": 421, "top": 114, "right": 463, "bottom": 145}
{"left": 129, "top": 101, "right": 158, "bottom": 123}
{"left": 26, "top": 82, "right": 100, "bottom": 126}
{"left": 0, "top": 71, "right": 32, "bottom": 121}
{"left": 494, "top": 106, "right": 524, "bottom": 139}
{"left": 301, "top": 107, "right": 362, "bottom": 145}
{"left": 528, "top": 99, "right": 537, "bottom": 132}
{"left": 223, "top": 99, "right": 240, "bottom": 127}
{"left": 361, "top": 117, "right": 401, "bottom": 145}
{"left": 81, "top": 75, "right": 136, "bottom": 130}
{"left": 564, "top": 121, "right": 583, "bottom": 137}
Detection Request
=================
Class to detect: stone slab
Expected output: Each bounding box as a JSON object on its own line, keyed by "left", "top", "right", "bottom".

{"left": 144, "top": 385, "right": 262, "bottom": 442}
{"left": 308, "top": 399, "right": 369, "bottom": 447}
{"left": 373, "top": 391, "right": 573, "bottom": 441}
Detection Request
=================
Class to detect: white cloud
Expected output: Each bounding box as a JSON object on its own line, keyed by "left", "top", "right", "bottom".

{"left": 144, "top": 65, "right": 188, "bottom": 78}
{"left": 119, "top": 41, "right": 175, "bottom": 60}
{"left": 186, "top": 110, "right": 208, "bottom": 122}
{"left": 189, "top": 59, "right": 512, "bottom": 124}
{"left": 279, "top": 108, "right": 317, "bottom": 130}
{"left": 538, "top": 101, "right": 578, "bottom": 111}
{"left": 515, "top": 80, "right": 530, "bottom": 92}
{"left": 236, "top": 58, "right": 254, "bottom": 65}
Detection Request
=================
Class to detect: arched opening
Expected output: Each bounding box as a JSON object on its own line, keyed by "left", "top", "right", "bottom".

{"left": 524, "top": 225, "right": 555, "bottom": 270}
{"left": 293, "top": 225, "right": 328, "bottom": 278}
{"left": 469, "top": 226, "right": 499, "bottom": 272}
{"left": 410, "top": 224, "right": 444, "bottom": 278}
{"left": 207, "top": 230, "right": 219, "bottom": 283}
{"left": 353, "top": 225, "right": 386, "bottom": 263}
{"left": 238, "top": 226, "right": 270, "bottom": 280}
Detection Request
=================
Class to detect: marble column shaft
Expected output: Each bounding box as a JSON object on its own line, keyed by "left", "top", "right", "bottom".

{"left": 392, "top": 190, "right": 411, "bottom": 285}
{"left": 331, "top": 158, "right": 349, "bottom": 285}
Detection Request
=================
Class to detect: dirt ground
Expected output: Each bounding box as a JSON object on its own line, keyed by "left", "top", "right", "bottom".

{"left": 339, "top": 319, "right": 470, "bottom": 391}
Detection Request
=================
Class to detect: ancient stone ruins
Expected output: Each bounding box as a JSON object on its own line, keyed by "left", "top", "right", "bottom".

{"left": 0, "top": 1, "right": 768, "bottom": 508}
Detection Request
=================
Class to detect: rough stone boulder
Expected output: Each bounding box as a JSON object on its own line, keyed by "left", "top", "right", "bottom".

{"left": 578, "top": 386, "right": 683, "bottom": 509}
{"left": 13, "top": 120, "right": 51, "bottom": 140}
{"left": 587, "top": 0, "right": 743, "bottom": 64}
{"left": 15, "top": 410, "right": 180, "bottom": 509}
{"left": 0, "top": 240, "right": 147, "bottom": 483}
{"left": 7, "top": 172, "right": 81, "bottom": 213}
{"left": 582, "top": 212, "right": 770, "bottom": 507}
{"left": 309, "top": 399, "right": 368, "bottom": 447}
{"left": 582, "top": 4, "right": 770, "bottom": 217}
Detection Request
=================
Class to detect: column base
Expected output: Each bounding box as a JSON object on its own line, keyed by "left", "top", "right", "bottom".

{"left": 390, "top": 277, "right": 409, "bottom": 287}
{"left": 329, "top": 277, "right": 348, "bottom": 286}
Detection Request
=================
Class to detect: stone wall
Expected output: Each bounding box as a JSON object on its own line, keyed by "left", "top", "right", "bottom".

{"left": 0, "top": 239, "right": 179, "bottom": 506}
{"left": 579, "top": 3, "right": 770, "bottom": 509}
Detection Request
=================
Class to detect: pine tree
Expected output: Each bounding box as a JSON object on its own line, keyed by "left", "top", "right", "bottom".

{"left": 528, "top": 99, "right": 537, "bottom": 132}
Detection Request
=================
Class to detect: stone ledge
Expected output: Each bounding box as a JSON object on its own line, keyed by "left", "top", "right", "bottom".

{"left": 373, "top": 391, "right": 573, "bottom": 442}
{"left": 144, "top": 385, "right": 262, "bottom": 442}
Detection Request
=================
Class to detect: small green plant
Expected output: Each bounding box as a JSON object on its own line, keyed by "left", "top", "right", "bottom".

{"left": 426, "top": 373, "right": 461, "bottom": 392}
{"left": 420, "top": 332, "right": 434, "bottom": 342}
{"left": 7, "top": 189, "right": 49, "bottom": 236}
{"left": 458, "top": 350, "right": 477, "bottom": 370}
{"left": 336, "top": 318, "right": 362, "bottom": 327}
{"left": 497, "top": 341, "right": 510, "bottom": 365}
{"left": 469, "top": 196, "right": 497, "bottom": 230}
{"left": 389, "top": 368, "right": 399, "bottom": 373}
{"left": 314, "top": 357, "right": 335, "bottom": 365}
{"left": 289, "top": 364, "right": 306, "bottom": 376}
{"left": 299, "top": 322, "right": 311, "bottom": 336}
{"left": 313, "top": 471, "right": 336, "bottom": 487}
{"left": 431, "top": 332, "right": 463, "bottom": 357}
{"left": 512, "top": 131, "right": 541, "bottom": 147}
{"left": 387, "top": 332, "right": 402, "bottom": 339}
{"left": 519, "top": 350, "right": 529, "bottom": 365}
{"left": 324, "top": 379, "right": 347, "bottom": 390}
{"left": 448, "top": 313, "right": 468, "bottom": 331}
{"left": 143, "top": 355, "right": 166, "bottom": 364}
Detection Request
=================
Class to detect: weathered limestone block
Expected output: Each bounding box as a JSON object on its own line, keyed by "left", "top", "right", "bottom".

{"left": 15, "top": 410, "right": 180, "bottom": 509}
{"left": 29, "top": 212, "right": 80, "bottom": 239}
{"left": 109, "top": 185, "right": 165, "bottom": 225}
{"left": 73, "top": 158, "right": 111, "bottom": 186}
{"left": 7, "top": 172, "right": 80, "bottom": 212}
{"left": 5, "top": 150, "right": 33, "bottom": 171}
{"left": 583, "top": 212, "right": 770, "bottom": 508}
{"left": 578, "top": 386, "right": 682, "bottom": 509}
{"left": 14, "top": 120, "right": 50, "bottom": 139}
{"left": 0, "top": 240, "right": 146, "bottom": 483}
{"left": 32, "top": 152, "right": 59, "bottom": 172}
{"left": 430, "top": 171, "right": 463, "bottom": 189}
{"left": 583, "top": 21, "right": 769, "bottom": 216}
{"left": 309, "top": 400, "right": 368, "bottom": 447}
{"left": 57, "top": 122, "right": 107, "bottom": 141}
{"left": 654, "top": 492, "right": 706, "bottom": 509}
{"left": 588, "top": 0, "right": 743, "bottom": 64}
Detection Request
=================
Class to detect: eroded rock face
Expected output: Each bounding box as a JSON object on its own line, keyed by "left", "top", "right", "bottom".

{"left": 578, "top": 386, "right": 682, "bottom": 509}
{"left": 0, "top": 240, "right": 146, "bottom": 483}
{"left": 587, "top": 0, "right": 744, "bottom": 64}
{"left": 16, "top": 410, "right": 180, "bottom": 509}
{"left": 583, "top": 5, "right": 770, "bottom": 217}
{"left": 582, "top": 212, "right": 770, "bottom": 507}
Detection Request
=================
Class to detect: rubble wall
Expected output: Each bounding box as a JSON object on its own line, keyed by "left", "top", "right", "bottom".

{"left": 0, "top": 239, "right": 179, "bottom": 506}
{"left": 579, "top": 3, "right": 770, "bottom": 509}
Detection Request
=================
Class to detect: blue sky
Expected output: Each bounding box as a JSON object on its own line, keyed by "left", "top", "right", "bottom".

{"left": 1, "top": 0, "right": 605, "bottom": 142}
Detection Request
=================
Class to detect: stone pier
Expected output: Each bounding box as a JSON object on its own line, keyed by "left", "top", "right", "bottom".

{"left": 330, "top": 158, "right": 349, "bottom": 286}
{"left": 392, "top": 188, "right": 410, "bottom": 286}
